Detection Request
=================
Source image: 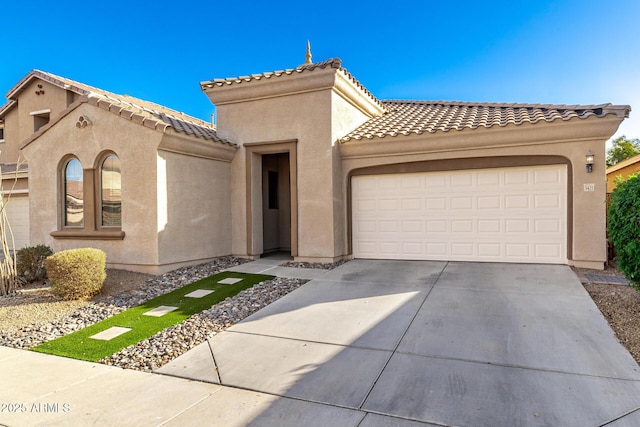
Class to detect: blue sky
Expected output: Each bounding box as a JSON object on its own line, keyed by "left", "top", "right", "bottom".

{"left": 2, "top": 0, "right": 639, "bottom": 143}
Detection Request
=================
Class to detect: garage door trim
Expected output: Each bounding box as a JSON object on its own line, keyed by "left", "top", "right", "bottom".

{"left": 347, "top": 156, "right": 573, "bottom": 262}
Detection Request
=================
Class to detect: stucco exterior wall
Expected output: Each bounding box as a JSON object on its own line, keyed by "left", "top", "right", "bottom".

{"left": 156, "top": 145, "right": 233, "bottom": 268}
{"left": 218, "top": 89, "right": 336, "bottom": 259}
{"left": 207, "top": 68, "right": 381, "bottom": 261}
{"left": 0, "top": 108, "right": 21, "bottom": 164}
{"left": 16, "top": 80, "right": 70, "bottom": 145}
{"left": 340, "top": 116, "right": 621, "bottom": 269}
{"left": 21, "top": 103, "right": 162, "bottom": 272}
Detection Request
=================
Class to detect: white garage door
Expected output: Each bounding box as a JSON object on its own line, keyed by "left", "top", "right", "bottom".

{"left": 3, "top": 195, "right": 30, "bottom": 251}
{"left": 352, "top": 165, "right": 567, "bottom": 264}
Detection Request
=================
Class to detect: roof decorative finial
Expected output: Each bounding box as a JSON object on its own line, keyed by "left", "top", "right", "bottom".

{"left": 305, "top": 40, "right": 312, "bottom": 64}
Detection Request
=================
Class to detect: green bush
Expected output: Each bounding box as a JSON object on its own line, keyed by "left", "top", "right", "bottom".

{"left": 608, "top": 174, "right": 640, "bottom": 290}
{"left": 45, "top": 248, "right": 107, "bottom": 300}
{"left": 16, "top": 245, "right": 54, "bottom": 283}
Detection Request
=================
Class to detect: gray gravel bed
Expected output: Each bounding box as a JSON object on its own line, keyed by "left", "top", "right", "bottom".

{"left": 101, "top": 276, "right": 306, "bottom": 371}
{"left": 0, "top": 255, "right": 307, "bottom": 372}
{"left": 281, "top": 259, "right": 350, "bottom": 270}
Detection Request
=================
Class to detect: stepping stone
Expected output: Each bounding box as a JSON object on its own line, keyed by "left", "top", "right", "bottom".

{"left": 218, "top": 277, "right": 242, "bottom": 285}
{"left": 185, "top": 289, "right": 215, "bottom": 298}
{"left": 90, "top": 326, "right": 132, "bottom": 341}
{"left": 143, "top": 305, "right": 179, "bottom": 317}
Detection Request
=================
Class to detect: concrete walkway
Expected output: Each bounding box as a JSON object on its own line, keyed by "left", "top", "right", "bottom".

{"left": 2, "top": 260, "right": 640, "bottom": 426}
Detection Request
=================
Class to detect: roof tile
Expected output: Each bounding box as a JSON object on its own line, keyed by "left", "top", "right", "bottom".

{"left": 1, "top": 70, "right": 234, "bottom": 146}
{"left": 200, "top": 58, "right": 384, "bottom": 111}
{"left": 339, "top": 100, "right": 631, "bottom": 142}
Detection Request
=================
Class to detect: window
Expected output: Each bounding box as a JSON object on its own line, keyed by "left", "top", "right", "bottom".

{"left": 64, "top": 158, "right": 84, "bottom": 227}
{"left": 268, "top": 170, "right": 279, "bottom": 209}
{"left": 100, "top": 154, "right": 121, "bottom": 227}
{"left": 31, "top": 109, "right": 51, "bottom": 132}
{"left": 0, "top": 126, "right": 4, "bottom": 142}
{"left": 52, "top": 152, "right": 124, "bottom": 240}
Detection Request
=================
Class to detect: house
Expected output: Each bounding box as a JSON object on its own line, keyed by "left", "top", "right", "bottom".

{"left": 606, "top": 153, "right": 640, "bottom": 193}
{"left": 0, "top": 71, "right": 122, "bottom": 250}
{"left": 5, "top": 57, "right": 630, "bottom": 273}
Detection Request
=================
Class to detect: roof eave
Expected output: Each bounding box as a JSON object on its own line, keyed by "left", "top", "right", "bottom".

{"left": 5, "top": 70, "right": 90, "bottom": 101}
{"left": 0, "top": 100, "right": 17, "bottom": 119}
{"left": 606, "top": 152, "right": 640, "bottom": 174}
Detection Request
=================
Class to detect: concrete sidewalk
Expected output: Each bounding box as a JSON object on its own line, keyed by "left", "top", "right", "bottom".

{"left": 0, "top": 346, "right": 370, "bottom": 426}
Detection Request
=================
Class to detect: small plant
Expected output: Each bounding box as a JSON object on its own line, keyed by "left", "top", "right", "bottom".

{"left": 608, "top": 174, "right": 640, "bottom": 290}
{"left": 16, "top": 245, "right": 54, "bottom": 283}
{"left": 45, "top": 248, "right": 107, "bottom": 300}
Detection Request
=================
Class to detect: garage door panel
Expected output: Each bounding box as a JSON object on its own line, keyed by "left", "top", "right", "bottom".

{"left": 477, "top": 171, "right": 500, "bottom": 186}
{"left": 3, "top": 196, "right": 30, "bottom": 250}
{"left": 478, "top": 220, "right": 500, "bottom": 233}
{"left": 505, "top": 170, "right": 530, "bottom": 185}
{"left": 451, "top": 197, "right": 473, "bottom": 210}
{"left": 535, "top": 168, "right": 562, "bottom": 183}
{"left": 535, "top": 194, "right": 561, "bottom": 208}
{"left": 451, "top": 173, "right": 473, "bottom": 186}
{"left": 401, "top": 198, "right": 422, "bottom": 210}
{"left": 478, "top": 243, "right": 501, "bottom": 257}
{"left": 352, "top": 165, "right": 567, "bottom": 264}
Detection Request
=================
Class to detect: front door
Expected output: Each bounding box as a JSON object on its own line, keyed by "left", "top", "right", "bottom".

{"left": 262, "top": 153, "right": 291, "bottom": 254}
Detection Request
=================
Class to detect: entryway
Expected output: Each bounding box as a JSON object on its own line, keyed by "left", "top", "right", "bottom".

{"left": 262, "top": 153, "right": 291, "bottom": 255}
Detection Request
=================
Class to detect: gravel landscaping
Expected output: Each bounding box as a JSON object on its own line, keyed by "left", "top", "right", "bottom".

{"left": 0, "top": 256, "right": 307, "bottom": 371}
{"left": 2, "top": 257, "right": 640, "bottom": 372}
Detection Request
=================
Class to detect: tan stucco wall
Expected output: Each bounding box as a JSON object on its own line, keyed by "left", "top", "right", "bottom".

{"left": 21, "top": 103, "right": 162, "bottom": 272}
{"left": 219, "top": 89, "right": 336, "bottom": 258}
{"left": 21, "top": 101, "right": 237, "bottom": 274}
{"left": 0, "top": 108, "right": 22, "bottom": 165}
{"left": 15, "top": 80, "right": 70, "bottom": 145}
{"left": 156, "top": 143, "right": 233, "bottom": 268}
{"left": 340, "top": 115, "right": 623, "bottom": 269}
{"left": 207, "top": 68, "right": 380, "bottom": 261}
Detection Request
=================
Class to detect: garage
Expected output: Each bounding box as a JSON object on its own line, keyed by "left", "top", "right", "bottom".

{"left": 352, "top": 164, "right": 567, "bottom": 264}
{"left": 3, "top": 195, "right": 29, "bottom": 251}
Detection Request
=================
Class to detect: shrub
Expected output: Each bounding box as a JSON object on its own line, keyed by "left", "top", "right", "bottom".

{"left": 45, "top": 248, "right": 107, "bottom": 300}
{"left": 608, "top": 174, "right": 640, "bottom": 290}
{"left": 16, "top": 245, "right": 54, "bottom": 283}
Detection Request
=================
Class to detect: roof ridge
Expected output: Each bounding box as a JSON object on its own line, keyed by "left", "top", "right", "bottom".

{"left": 201, "top": 58, "right": 385, "bottom": 110}
{"left": 5, "top": 70, "right": 234, "bottom": 147}
{"left": 4, "top": 70, "right": 214, "bottom": 130}
{"left": 383, "top": 99, "right": 614, "bottom": 110}
{"left": 202, "top": 58, "right": 343, "bottom": 87}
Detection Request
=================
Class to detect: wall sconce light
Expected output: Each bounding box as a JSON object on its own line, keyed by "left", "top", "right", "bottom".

{"left": 586, "top": 150, "right": 595, "bottom": 173}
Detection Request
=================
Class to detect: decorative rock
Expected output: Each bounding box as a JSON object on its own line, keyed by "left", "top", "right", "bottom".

{"left": 0, "top": 256, "right": 307, "bottom": 373}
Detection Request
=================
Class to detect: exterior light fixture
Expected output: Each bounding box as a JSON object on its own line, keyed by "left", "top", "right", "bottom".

{"left": 586, "top": 150, "right": 594, "bottom": 173}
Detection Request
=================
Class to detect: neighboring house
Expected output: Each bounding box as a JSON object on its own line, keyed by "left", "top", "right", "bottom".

{"left": 606, "top": 153, "right": 640, "bottom": 193}
{"left": 0, "top": 71, "right": 109, "bottom": 250}
{"left": 5, "top": 57, "right": 631, "bottom": 273}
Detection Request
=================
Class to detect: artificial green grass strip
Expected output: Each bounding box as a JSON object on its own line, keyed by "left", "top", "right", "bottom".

{"left": 32, "top": 271, "right": 274, "bottom": 362}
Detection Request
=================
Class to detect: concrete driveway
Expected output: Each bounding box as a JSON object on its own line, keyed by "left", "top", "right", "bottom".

{"left": 158, "top": 260, "right": 640, "bottom": 426}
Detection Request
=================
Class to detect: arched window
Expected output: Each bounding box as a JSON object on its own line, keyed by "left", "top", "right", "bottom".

{"left": 100, "top": 154, "right": 121, "bottom": 227}
{"left": 64, "top": 158, "right": 83, "bottom": 227}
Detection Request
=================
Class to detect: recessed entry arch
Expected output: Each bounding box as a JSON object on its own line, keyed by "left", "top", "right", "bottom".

{"left": 347, "top": 156, "right": 573, "bottom": 263}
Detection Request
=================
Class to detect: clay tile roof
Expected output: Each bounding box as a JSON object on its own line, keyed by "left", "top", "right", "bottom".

{"left": 339, "top": 100, "right": 631, "bottom": 142}
{"left": 200, "top": 58, "right": 384, "bottom": 110}
{"left": 1, "top": 70, "right": 234, "bottom": 146}
{"left": 86, "top": 92, "right": 234, "bottom": 146}
{"left": 201, "top": 58, "right": 343, "bottom": 89}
